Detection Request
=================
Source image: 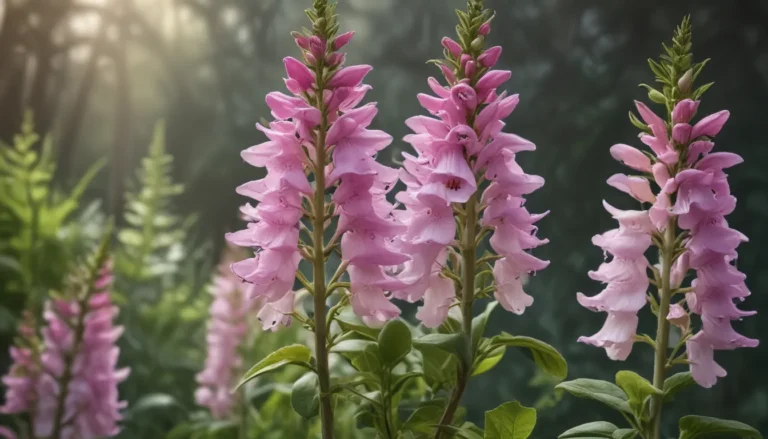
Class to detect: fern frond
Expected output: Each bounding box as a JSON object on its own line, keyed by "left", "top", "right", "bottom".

{"left": 116, "top": 121, "right": 187, "bottom": 281}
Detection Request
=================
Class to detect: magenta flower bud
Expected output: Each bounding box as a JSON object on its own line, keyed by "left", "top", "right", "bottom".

{"left": 333, "top": 31, "right": 354, "bottom": 50}
{"left": 672, "top": 99, "right": 700, "bottom": 124}
{"left": 478, "top": 46, "right": 502, "bottom": 68}
{"left": 309, "top": 35, "right": 327, "bottom": 60}
{"left": 464, "top": 60, "right": 476, "bottom": 78}
{"left": 283, "top": 57, "right": 315, "bottom": 92}
{"left": 441, "top": 37, "right": 463, "bottom": 58}
{"left": 328, "top": 65, "right": 372, "bottom": 88}
{"left": 292, "top": 32, "right": 310, "bottom": 50}
{"left": 440, "top": 64, "right": 456, "bottom": 84}
{"left": 325, "top": 52, "right": 345, "bottom": 67}
{"left": 478, "top": 21, "right": 491, "bottom": 36}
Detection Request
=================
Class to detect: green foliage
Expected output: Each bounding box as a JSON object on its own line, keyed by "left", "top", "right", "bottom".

{"left": 237, "top": 344, "right": 313, "bottom": 389}
{"left": 484, "top": 401, "right": 536, "bottom": 439}
{"left": 678, "top": 416, "right": 762, "bottom": 439}
{"left": 292, "top": 373, "right": 321, "bottom": 419}
{"left": 663, "top": 372, "right": 696, "bottom": 402}
{"left": 487, "top": 333, "right": 568, "bottom": 380}
{"left": 378, "top": 319, "right": 413, "bottom": 368}
{"left": 614, "top": 370, "right": 662, "bottom": 417}
{"left": 559, "top": 421, "right": 619, "bottom": 438}
{"left": 0, "top": 111, "right": 104, "bottom": 303}
{"left": 556, "top": 379, "right": 631, "bottom": 415}
{"left": 116, "top": 121, "right": 187, "bottom": 281}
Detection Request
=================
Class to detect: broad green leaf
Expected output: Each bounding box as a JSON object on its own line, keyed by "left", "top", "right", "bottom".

{"left": 291, "top": 373, "right": 320, "bottom": 418}
{"left": 663, "top": 372, "right": 695, "bottom": 402}
{"left": 349, "top": 343, "right": 383, "bottom": 374}
{"left": 471, "top": 301, "right": 498, "bottom": 349}
{"left": 559, "top": 421, "right": 618, "bottom": 438}
{"left": 491, "top": 333, "right": 567, "bottom": 379}
{"left": 336, "top": 313, "right": 380, "bottom": 340}
{"left": 402, "top": 402, "right": 444, "bottom": 435}
{"left": 484, "top": 401, "right": 536, "bottom": 439}
{"left": 414, "top": 333, "right": 470, "bottom": 367}
{"left": 331, "top": 339, "right": 376, "bottom": 354}
{"left": 615, "top": 370, "right": 661, "bottom": 415}
{"left": 472, "top": 345, "right": 505, "bottom": 377}
{"left": 612, "top": 429, "right": 636, "bottom": 439}
{"left": 236, "top": 344, "right": 312, "bottom": 389}
{"left": 377, "top": 319, "right": 412, "bottom": 368}
{"left": 418, "top": 344, "right": 457, "bottom": 387}
{"left": 556, "top": 379, "right": 631, "bottom": 414}
{"left": 678, "top": 416, "right": 762, "bottom": 439}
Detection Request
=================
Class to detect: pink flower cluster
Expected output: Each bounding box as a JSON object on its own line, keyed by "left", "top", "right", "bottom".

{"left": 394, "top": 24, "right": 548, "bottom": 327}
{"left": 1, "top": 266, "right": 129, "bottom": 439}
{"left": 0, "top": 312, "right": 40, "bottom": 417}
{"left": 578, "top": 97, "right": 758, "bottom": 386}
{"left": 227, "top": 31, "right": 404, "bottom": 325}
{"left": 195, "top": 254, "right": 261, "bottom": 418}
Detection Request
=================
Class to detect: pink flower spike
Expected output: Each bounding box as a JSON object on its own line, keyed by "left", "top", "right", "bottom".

{"left": 691, "top": 110, "right": 730, "bottom": 139}
{"left": 309, "top": 35, "right": 327, "bottom": 60}
{"left": 283, "top": 57, "right": 315, "bottom": 92}
{"left": 333, "top": 31, "right": 354, "bottom": 50}
{"left": 606, "top": 174, "right": 656, "bottom": 203}
{"left": 609, "top": 144, "right": 652, "bottom": 172}
{"left": 478, "top": 46, "right": 502, "bottom": 68}
{"left": 441, "top": 37, "right": 463, "bottom": 58}
{"left": 328, "top": 65, "right": 373, "bottom": 88}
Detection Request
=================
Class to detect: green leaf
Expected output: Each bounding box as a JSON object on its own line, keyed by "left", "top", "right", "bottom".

{"left": 291, "top": 373, "right": 320, "bottom": 418}
{"left": 612, "top": 429, "right": 636, "bottom": 439}
{"left": 471, "top": 301, "right": 498, "bottom": 349}
{"left": 555, "top": 379, "right": 631, "bottom": 414}
{"left": 615, "top": 370, "right": 661, "bottom": 415}
{"left": 559, "top": 421, "right": 618, "bottom": 438}
{"left": 678, "top": 416, "right": 762, "bottom": 439}
{"left": 377, "top": 319, "right": 412, "bottom": 368}
{"left": 335, "top": 313, "right": 380, "bottom": 340}
{"left": 663, "top": 372, "right": 695, "bottom": 402}
{"left": 472, "top": 345, "right": 505, "bottom": 376}
{"left": 484, "top": 401, "right": 536, "bottom": 439}
{"left": 490, "top": 333, "right": 567, "bottom": 380}
{"left": 235, "top": 344, "right": 312, "bottom": 389}
{"left": 414, "top": 333, "right": 470, "bottom": 367}
{"left": 331, "top": 339, "right": 376, "bottom": 354}
{"left": 402, "top": 402, "right": 444, "bottom": 435}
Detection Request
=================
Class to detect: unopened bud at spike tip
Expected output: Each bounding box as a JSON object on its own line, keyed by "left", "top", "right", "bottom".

{"left": 678, "top": 69, "right": 693, "bottom": 94}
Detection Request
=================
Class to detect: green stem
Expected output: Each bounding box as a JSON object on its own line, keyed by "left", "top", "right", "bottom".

{"left": 239, "top": 389, "right": 248, "bottom": 439}
{"left": 649, "top": 218, "right": 676, "bottom": 439}
{"left": 312, "top": 75, "right": 334, "bottom": 439}
{"left": 434, "top": 193, "right": 477, "bottom": 439}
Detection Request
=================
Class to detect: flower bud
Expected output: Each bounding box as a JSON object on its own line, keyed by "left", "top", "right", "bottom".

{"left": 678, "top": 69, "right": 693, "bottom": 94}
{"left": 333, "top": 31, "right": 354, "bottom": 51}
{"left": 648, "top": 88, "right": 666, "bottom": 104}
{"left": 478, "top": 22, "right": 491, "bottom": 36}
{"left": 292, "top": 32, "right": 310, "bottom": 50}
{"left": 464, "top": 60, "right": 476, "bottom": 78}
{"left": 470, "top": 36, "right": 484, "bottom": 52}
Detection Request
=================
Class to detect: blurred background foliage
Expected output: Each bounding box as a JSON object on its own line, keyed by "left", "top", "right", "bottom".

{"left": 0, "top": 0, "right": 766, "bottom": 437}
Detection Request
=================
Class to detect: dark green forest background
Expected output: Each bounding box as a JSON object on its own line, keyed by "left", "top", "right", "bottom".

{"left": 1, "top": 0, "right": 767, "bottom": 437}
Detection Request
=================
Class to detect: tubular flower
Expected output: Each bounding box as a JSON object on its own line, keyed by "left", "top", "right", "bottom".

{"left": 393, "top": 6, "right": 548, "bottom": 327}
{"left": 0, "top": 312, "right": 41, "bottom": 416}
{"left": 227, "top": 13, "right": 403, "bottom": 325}
{"left": 578, "top": 32, "right": 756, "bottom": 387}
{"left": 1, "top": 263, "right": 130, "bottom": 439}
{"left": 196, "top": 249, "right": 262, "bottom": 419}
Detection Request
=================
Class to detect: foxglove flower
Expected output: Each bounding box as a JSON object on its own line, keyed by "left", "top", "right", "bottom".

{"left": 227, "top": 3, "right": 403, "bottom": 326}
{"left": 577, "top": 22, "right": 757, "bottom": 388}
{"left": 394, "top": 6, "right": 548, "bottom": 327}
{"left": 196, "top": 249, "right": 262, "bottom": 418}
{"left": 0, "top": 312, "right": 41, "bottom": 416}
{"left": 2, "top": 263, "right": 129, "bottom": 439}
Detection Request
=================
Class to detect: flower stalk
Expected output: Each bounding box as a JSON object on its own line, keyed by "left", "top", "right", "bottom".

{"left": 311, "top": 59, "right": 335, "bottom": 438}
